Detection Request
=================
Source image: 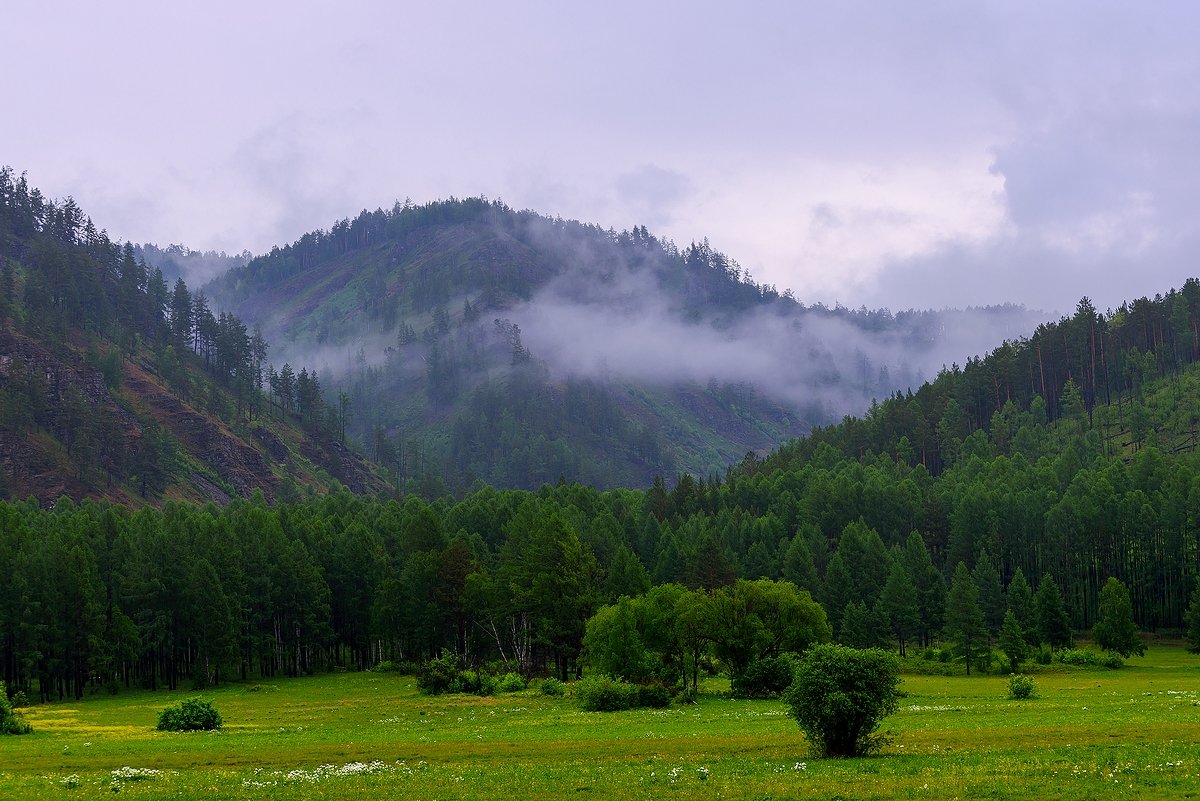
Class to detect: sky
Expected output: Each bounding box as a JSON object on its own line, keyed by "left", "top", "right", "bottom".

{"left": 4, "top": 0, "right": 1198, "bottom": 317}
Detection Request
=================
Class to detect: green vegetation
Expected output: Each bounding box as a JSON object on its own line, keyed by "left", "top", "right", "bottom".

{"left": 4, "top": 648, "right": 1199, "bottom": 799}
{"left": 1007, "top": 673, "right": 1036, "bottom": 700}
{"left": 156, "top": 698, "right": 222, "bottom": 731}
{"left": 1, "top": 681, "right": 32, "bottom": 734}
{"left": 784, "top": 644, "right": 901, "bottom": 757}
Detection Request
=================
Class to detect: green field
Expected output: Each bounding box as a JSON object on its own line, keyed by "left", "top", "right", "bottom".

{"left": 5, "top": 648, "right": 1200, "bottom": 800}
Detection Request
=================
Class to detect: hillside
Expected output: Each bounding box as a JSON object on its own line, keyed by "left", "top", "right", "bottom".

{"left": 0, "top": 168, "right": 387, "bottom": 505}
{"left": 209, "top": 199, "right": 1045, "bottom": 491}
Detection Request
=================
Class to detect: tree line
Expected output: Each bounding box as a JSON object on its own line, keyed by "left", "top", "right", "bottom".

{"left": 6, "top": 381, "right": 1200, "bottom": 701}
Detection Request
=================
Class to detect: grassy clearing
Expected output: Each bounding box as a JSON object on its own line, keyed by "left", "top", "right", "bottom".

{"left": 4, "top": 648, "right": 1200, "bottom": 800}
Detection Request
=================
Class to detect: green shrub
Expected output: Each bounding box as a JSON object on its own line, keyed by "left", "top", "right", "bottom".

{"left": 156, "top": 697, "right": 222, "bottom": 731}
{"left": 1, "top": 682, "right": 32, "bottom": 735}
{"left": 731, "top": 655, "right": 795, "bottom": 699}
{"left": 783, "top": 644, "right": 901, "bottom": 758}
{"left": 497, "top": 672, "right": 528, "bottom": 693}
{"left": 539, "top": 677, "right": 566, "bottom": 697}
{"left": 1058, "top": 648, "right": 1123, "bottom": 669}
{"left": 458, "top": 670, "right": 498, "bottom": 696}
{"left": 416, "top": 650, "right": 462, "bottom": 694}
{"left": 1034, "top": 645, "right": 1053, "bottom": 665}
{"left": 576, "top": 675, "right": 637, "bottom": 712}
{"left": 371, "top": 660, "right": 405, "bottom": 673}
{"left": 1008, "top": 674, "right": 1036, "bottom": 699}
{"left": 634, "top": 683, "right": 673, "bottom": 709}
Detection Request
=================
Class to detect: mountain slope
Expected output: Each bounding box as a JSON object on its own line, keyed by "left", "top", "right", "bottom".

{"left": 735, "top": 284, "right": 1200, "bottom": 481}
{"left": 210, "top": 199, "right": 1046, "bottom": 491}
{"left": 0, "top": 167, "right": 387, "bottom": 505}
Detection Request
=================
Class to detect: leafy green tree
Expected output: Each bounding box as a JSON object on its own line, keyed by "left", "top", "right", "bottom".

{"left": 1034, "top": 574, "right": 1072, "bottom": 649}
{"left": 783, "top": 644, "right": 901, "bottom": 757}
{"left": 944, "top": 562, "right": 988, "bottom": 675}
{"left": 583, "top": 597, "right": 647, "bottom": 682}
{"left": 1092, "top": 578, "right": 1145, "bottom": 657}
{"left": 998, "top": 610, "right": 1028, "bottom": 673}
{"left": 706, "top": 579, "right": 831, "bottom": 681}
{"left": 498, "top": 508, "right": 599, "bottom": 680}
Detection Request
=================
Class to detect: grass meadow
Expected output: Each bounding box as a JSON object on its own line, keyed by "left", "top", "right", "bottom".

{"left": 4, "top": 647, "right": 1200, "bottom": 800}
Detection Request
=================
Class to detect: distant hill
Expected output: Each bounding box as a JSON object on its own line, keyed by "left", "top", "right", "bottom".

{"left": 209, "top": 198, "right": 1046, "bottom": 491}
{"left": 0, "top": 167, "right": 387, "bottom": 505}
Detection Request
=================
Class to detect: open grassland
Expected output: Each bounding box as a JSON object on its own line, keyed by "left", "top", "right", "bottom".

{"left": 4, "top": 648, "right": 1200, "bottom": 800}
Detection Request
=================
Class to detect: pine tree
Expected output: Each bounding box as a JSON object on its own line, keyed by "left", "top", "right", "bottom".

{"left": 1034, "top": 574, "right": 1072, "bottom": 649}
{"left": 944, "top": 562, "right": 988, "bottom": 675}
{"left": 998, "top": 610, "right": 1028, "bottom": 673}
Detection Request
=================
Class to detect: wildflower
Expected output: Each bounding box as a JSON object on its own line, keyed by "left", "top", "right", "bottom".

{"left": 793, "top": 762, "right": 807, "bottom": 771}
{"left": 697, "top": 766, "right": 710, "bottom": 780}
{"left": 110, "top": 767, "right": 161, "bottom": 782}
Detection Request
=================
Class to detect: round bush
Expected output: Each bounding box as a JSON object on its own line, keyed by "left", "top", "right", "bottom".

{"left": 156, "top": 698, "right": 222, "bottom": 731}
{"left": 539, "top": 677, "right": 566, "bottom": 696}
{"left": 1008, "top": 674, "right": 1036, "bottom": 699}
{"left": 783, "top": 644, "right": 901, "bottom": 758}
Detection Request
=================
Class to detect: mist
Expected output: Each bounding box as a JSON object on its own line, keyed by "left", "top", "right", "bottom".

{"left": 507, "top": 253, "right": 1049, "bottom": 422}
{"left": 136, "top": 243, "right": 252, "bottom": 287}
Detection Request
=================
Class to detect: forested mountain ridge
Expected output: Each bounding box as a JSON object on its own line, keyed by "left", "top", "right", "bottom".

{"left": 0, "top": 168, "right": 388, "bottom": 504}
{"left": 740, "top": 286, "right": 1200, "bottom": 478}
{"left": 208, "top": 198, "right": 1046, "bottom": 491}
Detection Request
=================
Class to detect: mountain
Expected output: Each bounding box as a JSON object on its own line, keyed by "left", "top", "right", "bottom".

{"left": 209, "top": 198, "right": 1046, "bottom": 492}
{"left": 0, "top": 168, "right": 387, "bottom": 505}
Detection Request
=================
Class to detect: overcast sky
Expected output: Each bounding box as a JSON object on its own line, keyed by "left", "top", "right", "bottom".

{"left": 3, "top": 1, "right": 1197, "bottom": 316}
